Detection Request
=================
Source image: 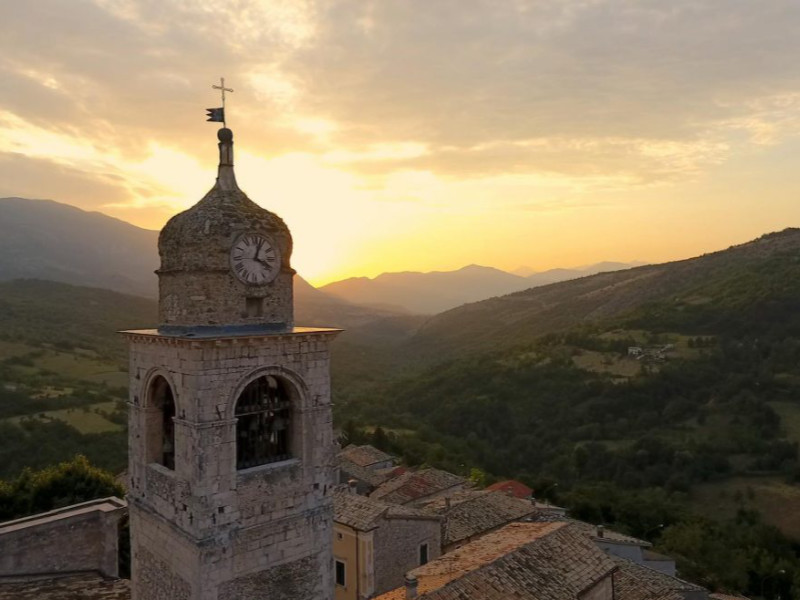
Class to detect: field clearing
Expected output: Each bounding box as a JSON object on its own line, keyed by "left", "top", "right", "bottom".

{"left": 769, "top": 401, "right": 800, "bottom": 446}
{"left": 690, "top": 476, "right": 800, "bottom": 540}
{"left": 8, "top": 401, "right": 123, "bottom": 434}
{"left": 572, "top": 350, "right": 641, "bottom": 377}
{"left": 0, "top": 340, "right": 36, "bottom": 358}
{"left": 32, "top": 349, "right": 124, "bottom": 380}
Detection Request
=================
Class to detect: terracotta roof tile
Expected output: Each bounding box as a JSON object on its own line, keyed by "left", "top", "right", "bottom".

{"left": 370, "top": 469, "right": 468, "bottom": 505}
{"left": 0, "top": 573, "right": 130, "bottom": 600}
{"left": 339, "top": 457, "right": 389, "bottom": 488}
{"left": 334, "top": 489, "right": 440, "bottom": 531}
{"left": 375, "top": 521, "right": 617, "bottom": 600}
{"left": 419, "top": 490, "right": 536, "bottom": 547}
{"left": 339, "top": 444, "right": 395, "bottom": 468}
{"left": 486, "top": 480, "right": 533, "bottom": 499}
{"left": 612, "top": 556, "right": 706, "bottom": 600}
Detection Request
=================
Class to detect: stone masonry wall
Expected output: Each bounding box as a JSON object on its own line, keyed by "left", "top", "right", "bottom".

{"left": 0, "top": 497, "right": 126, "bottom": 578}
{"left": 126, "top": 329, "right": 338, "bottom": 600}
{"left": 372, "top": 517, "right": 441, "bottom": 596}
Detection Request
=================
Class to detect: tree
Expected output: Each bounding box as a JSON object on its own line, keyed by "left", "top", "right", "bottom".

{"left": 0, "top": 455, "right": 124, "bottom": 521}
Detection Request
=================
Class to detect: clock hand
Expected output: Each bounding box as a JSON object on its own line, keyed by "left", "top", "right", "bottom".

{"left": 254, "top": 238, "right": 264, "bottom": 261}
{"left": 254, "top": 256, "right": 273, "bottom": 270}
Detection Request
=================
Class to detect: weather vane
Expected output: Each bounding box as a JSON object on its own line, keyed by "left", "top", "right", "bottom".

{"left": 206, "top": 77, "right": 233, "bottom": 127}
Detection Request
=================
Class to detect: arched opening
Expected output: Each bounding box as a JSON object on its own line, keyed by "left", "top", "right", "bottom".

{"left": 235, "top": 375, "right": 292, "bottom": 469}
{"left": 146, "top": 375, "right": 176, "bottom": 470}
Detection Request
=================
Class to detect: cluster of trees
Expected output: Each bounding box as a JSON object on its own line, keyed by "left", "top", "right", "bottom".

{"left": 0, "top": 419, "right": 126, "bottom": 478}
{"left": 0, "top": 455, "right": 124, "bottom": 521}
{"left": 332, "top": 260, "right": 800, "bottom": 597}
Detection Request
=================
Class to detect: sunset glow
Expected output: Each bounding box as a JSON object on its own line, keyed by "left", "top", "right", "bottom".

{"left": 3, "top": 1, "right": 800, "bottom": 285}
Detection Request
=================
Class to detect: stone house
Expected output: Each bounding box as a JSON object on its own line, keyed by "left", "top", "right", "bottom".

{"left": 338, "top": 457, "right": 393, "bottom": 495}
{"left": 418, "top": 489, "right": 537, "bottom": 552}
{"left": 564, "top": 521, "right": 677, "bottom": 577}
{"left": 375, "top": 521, "right": 708, "bottom": 600}
{"left": 339, "top": 445, "right": 396, "bottom": 471}
{"left": 333, "top": 489, "right": 441, "bottom": 600}
{"left": 369, "top": 468, "right": 468, "bottom": 506}
{"left": 0, "top": 497, "right": 129, "bottom": 599}
{"left": 486, "top": 479, "right": 533, "bottom": 499}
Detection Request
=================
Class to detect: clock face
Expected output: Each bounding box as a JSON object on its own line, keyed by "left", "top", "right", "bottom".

{"left": 230, "top": 233, "right": 280, "bottom": 285}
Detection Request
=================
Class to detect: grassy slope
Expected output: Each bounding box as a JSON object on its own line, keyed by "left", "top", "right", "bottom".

{"left": 403, "top": 229, "right": 800, "bottom": 363}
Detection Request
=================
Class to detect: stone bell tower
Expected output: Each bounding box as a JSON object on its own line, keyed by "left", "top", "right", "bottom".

{"left": 123, "top": 125, "right": 339, "bottom": 600}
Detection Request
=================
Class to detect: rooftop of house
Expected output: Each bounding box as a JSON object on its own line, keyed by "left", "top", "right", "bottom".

{"left": 530, "top": 511, "right": 652, "bottom": 548}
{"left": 333, "top": 488, "right": 441, "bottom": 532}
{"left": 374, "top": 521, "right": 617, "bottom": 600}
{"left": 418, "top": 489, "right": 537, "bottom": 547}
{"left": 0, "top": 573, "right": 130, "bottom": 600}
{"left": 339, "top": 444, "right": 395, "bottom": 468}
{"left": 611, "top": 555, "right": 707, "bottom": 600}
{"left": 369, "top": 468, "right": 468, "bottom": 505}
{"left": 0, "top": 497, "right": 127, "bottom": 535}
{"left": 486, "top": 479, "right": 533, "bottom": 499}
{"left": 338, "top": 456, "right": 391, "bottom": 488}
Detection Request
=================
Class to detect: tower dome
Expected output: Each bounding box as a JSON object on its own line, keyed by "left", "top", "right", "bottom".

{"left": 157, "top": 128, "right": 294, "bottom": 334}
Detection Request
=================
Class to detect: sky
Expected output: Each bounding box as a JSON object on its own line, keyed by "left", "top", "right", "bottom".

{"left": 2, "top": 1, "right": 800, "bottom": 285}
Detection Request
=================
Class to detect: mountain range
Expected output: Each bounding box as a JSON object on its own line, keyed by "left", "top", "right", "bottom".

{"left": 321, "top": 262, "right": 644, "bottom": 314}
{"left": 394, "top": 228, "right": 800, "bottom": 361}
{"left": 0, "top": 197, "right": 643, "bottom": 318}
{"left": 0, "top": 197, "right": 391, "bottom": 329}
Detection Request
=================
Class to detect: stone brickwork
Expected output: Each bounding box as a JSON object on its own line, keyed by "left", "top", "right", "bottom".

{"left": 126, "top": 126, "right": 338, "bottom": 600}
{"left": 125, "top": 328, "right": 339, "bottom": 600}
{"left": 156, "top": 130, "right": 294, "bottom": 332}
{"left": 133, "top": 545, "right": 191, "bottom": 600}
{"left": 0, "top": 497, "right": 126, "bottom": 578}
{"left": 218, "top": 555, "right": 320, "bottom": 600}
{"left": 372, "top": 516, "right": 441, "bottom": 596}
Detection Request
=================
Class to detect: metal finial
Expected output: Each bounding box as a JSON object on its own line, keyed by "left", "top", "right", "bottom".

{"left": 211, "top": 77, "right": 234, "bottom": 126}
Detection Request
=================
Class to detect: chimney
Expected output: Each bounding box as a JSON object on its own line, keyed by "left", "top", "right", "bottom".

{"left": 596, "top": 525, "right": 605, "bottom": 538}
{"left": 405, "top": 574, "right": 418, "bottom": 599}
{"left": 348, "top": 479, "right": 358, "bottom": 494}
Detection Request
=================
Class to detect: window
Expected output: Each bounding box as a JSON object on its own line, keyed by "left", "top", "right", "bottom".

{"left": 235, "top": 375, "right": 292, "bottom": 469}
{"left": 147, "top": 376, "right": 176, "bottom": 470}
{"left": 245, "top": 297, "right": 263, "bottom": 317}
{"left": 335, "top": 560, "right": 346, "bottom": 587}
{"left": 419, "top": 542, "right": 429, "bottom": 566}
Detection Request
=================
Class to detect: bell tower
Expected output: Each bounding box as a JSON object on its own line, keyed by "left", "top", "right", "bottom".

{"left": 123, "top": 123, "right": 339, "bottom": 600}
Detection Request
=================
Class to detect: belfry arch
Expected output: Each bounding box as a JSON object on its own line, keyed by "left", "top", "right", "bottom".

{"left": 234, "top": 374, "right": 296, "bottom": 469}
{"left": 145, "top": 374, "right": 176, "bottom": 470}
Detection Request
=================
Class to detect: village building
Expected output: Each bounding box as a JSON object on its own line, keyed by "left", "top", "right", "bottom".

{"left": 486, "top": 479, "right": 533, "bottom": 498}
{"left": 418, "top": 489, "right": 537, "bottom": 551}
{"left": 332, "top": 489, "right": 441, "bottom": 600}
{"left": 369, "top": 468, "right": 468, "bottom": 506}
{"left": 337, "top": 445, "right": 400, "bottom": 494}
{"left": 375, "top": 521, "right": 618, "bottom": 600}
{"left": 338, "top": 458, "right": 392, "bottom": 495}
{"left": 340, "top": 445, "right": 396, "bottom": 471}
{"left": 375, "top": 521, "right": 707, "bottom": 600}
{"left": 0, "top": 497, "right": 127, "bottom": 580}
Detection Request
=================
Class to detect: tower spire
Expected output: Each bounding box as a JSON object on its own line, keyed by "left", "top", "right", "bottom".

{"left": 205, "top": 77, "right": 238, "bottom": 191}
{"left": 216, "top": 127, "right": 238, "bottom": 191}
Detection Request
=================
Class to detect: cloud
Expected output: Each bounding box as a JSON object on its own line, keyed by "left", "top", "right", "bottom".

{"left": 282, "top": 0, "right": 800, "bottom": 179}
{"left": 2, "top": 0, "right": 800, "bottom": 213}
{"left": 0, "top": 152, "right": 133, "bottom": 209}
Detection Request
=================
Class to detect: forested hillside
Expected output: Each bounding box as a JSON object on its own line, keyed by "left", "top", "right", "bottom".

{"left": 4, "top": 230, "right": 800, "bottom": 595}
{"left": 401, "top": 229, "right": 800, "bottom": 361}
{"left": 334, "top": 230, "right": 800, "bottom": 594}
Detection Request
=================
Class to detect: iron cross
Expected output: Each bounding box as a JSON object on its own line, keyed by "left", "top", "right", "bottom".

{"left": 212, "top": 77, "right": 233, "bottom": 124}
